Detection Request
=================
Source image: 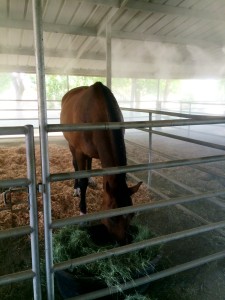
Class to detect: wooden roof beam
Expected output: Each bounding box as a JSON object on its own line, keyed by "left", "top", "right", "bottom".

{"left": 67, "top": 0, "right": 225, "bottom": 23}
{"left": 0, "top": 18, "right": 96, "bottom": 36}
{"left": 0, "top": 46, "right": 104, "bottom": 60}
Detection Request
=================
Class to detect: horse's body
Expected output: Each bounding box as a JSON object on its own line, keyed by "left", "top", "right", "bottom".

{"left": 60, "top": 82, "right": 141, "bottom": 243}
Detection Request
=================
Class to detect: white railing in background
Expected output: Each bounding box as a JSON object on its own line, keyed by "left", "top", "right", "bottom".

{"left": 0, "top": 99, "right": 225, "bottom": 130}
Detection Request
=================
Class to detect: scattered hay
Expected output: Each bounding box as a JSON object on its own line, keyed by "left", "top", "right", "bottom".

{"left": 0, "top": 144, "right": 153, "bottom": 237}
{"left": 124, "top": 295, "right": 156, "bottom": 300}
{"left": 53, "top": 224, "right": 160, "bottom": 294}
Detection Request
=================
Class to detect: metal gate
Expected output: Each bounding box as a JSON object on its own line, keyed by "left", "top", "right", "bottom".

{"left": 1, "top": 1, "right": 225, "bottom": 299}
{"left": 33, "top": 0, "right": 225, "bottom": 297}
{"left": 0, "top": 125, "right": 41, "bottom": 299}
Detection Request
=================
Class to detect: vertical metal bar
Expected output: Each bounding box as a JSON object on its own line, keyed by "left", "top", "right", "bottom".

{"left": 66, "top": 74, "right": 70, "bottom": 91}
{"left": 32, "top": 1, "right": 54, "bottom": 299}
{"left": 188, "top": 103, "right": 191, "bottom": 136}
{"left": 156, "top": 79, "right": 160, "bottom": 103}
{"left": 156, "top": 79, "right": 161, "bottom": 122}
{"left": 148, "top": 112, "right": 152, "bottom": 186}
{"left": 131, "top": 78, "right": 136, "bottom": 108}
{"left": 25, "top": 125, "right": 42, "bottom": 300}
{"left": 106, "top": 22, "right": 112, "bottom": 89}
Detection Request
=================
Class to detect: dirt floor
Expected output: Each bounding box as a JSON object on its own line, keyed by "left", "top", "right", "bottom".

{"left": 125, "top": 129, "right": 225, "bottom": 300}
{"left": 1, "top": 129, "right": 225, "bottom": 299}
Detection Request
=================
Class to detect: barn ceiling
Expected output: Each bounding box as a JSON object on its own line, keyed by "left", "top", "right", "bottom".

{"left": 1, "top": 0, "right": 225, "bottom": 79}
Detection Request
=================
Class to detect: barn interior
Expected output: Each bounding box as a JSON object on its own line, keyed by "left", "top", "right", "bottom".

{"left": 1, "top": 1, "right": 225, "bottom": 300}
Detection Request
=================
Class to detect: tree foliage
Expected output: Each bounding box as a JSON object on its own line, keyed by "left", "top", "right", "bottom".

{"left": 45, "top": 75, "right": 68, "bottom": 100}
{"left": 69, "top": 75, "right": 105, "bottom": 88}
{"left": 0, "top": 73, "right": 12, "bottom": 92}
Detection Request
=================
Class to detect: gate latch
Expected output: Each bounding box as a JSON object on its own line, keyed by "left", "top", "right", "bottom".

{"left": 3, "top": 187, "right": 29, "bottom": 206}
{"left": 37, "top": 182, "right": 45, "bottom": 193}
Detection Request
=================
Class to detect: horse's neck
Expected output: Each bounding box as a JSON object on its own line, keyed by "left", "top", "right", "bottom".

{"left": 98, "top": 147, "right": 122, "bottom": 169}
{"left": 103, "top": 174, "right": 126, "bottom": 189}
{"left": 97, "top": 133, "right": 127, "bottom": 169}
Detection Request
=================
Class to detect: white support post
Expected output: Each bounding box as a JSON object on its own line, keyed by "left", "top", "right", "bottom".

{"left": 106, "top": 22, "right": 112, "bottom": 89}
{"left": 32, "top": 1, "right": 54, "bottom": 299}
{"left": 148, "top": 112, "right": 152, "bottom": 186}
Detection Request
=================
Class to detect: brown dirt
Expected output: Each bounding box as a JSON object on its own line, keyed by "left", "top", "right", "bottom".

{"left": 125, "top": 132, "right": 225, "bottom": 300}
{"left": 0, "top": 143, "right": 154, "bottom": 237}
{"left": 1, "top": 135, "right": 225, "bottom": 300}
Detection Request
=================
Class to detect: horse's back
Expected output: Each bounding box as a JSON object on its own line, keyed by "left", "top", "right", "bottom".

{"left": 60, "top": 82, "right": 124, "bottom": 162}
{"left": 60, "top": 82, "right": 122, "bottom": 124}
{"left": 60, "top": 86, "right": 88, "bottom": 124}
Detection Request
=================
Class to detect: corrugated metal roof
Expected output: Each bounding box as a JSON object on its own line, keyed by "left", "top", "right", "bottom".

{"left": 1, "top": 0, "right": 225, "bottom": 78}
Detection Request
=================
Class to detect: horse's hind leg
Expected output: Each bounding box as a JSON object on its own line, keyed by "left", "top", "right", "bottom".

{"left": 72, "top": 159, "right": 81, "bottom": 197}
{"left": 74, "top": 152, "right": 89, "bottom": 215}
{"left": 69, "top": 144, "right": 81, "bottom": 196}
{"left": 72, "top": 159, "right": 88, "bottom": 214}
{"left": 87, "top": 158, "right": 97, "bottom": 188}
{"left": 79, "top": 177, "right": 88, "bottom": 214}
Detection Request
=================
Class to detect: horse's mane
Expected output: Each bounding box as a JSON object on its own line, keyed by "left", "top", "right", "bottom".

{"left": 93, "top": 82, "right": 127, "bottom": 170}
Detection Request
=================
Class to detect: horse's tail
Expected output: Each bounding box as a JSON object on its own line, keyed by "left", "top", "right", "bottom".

{"left": 92, "top": 82, "right": 127, "bottom": 167}
{"left": 92, "top": 82, "right": 123, "bottom": 122}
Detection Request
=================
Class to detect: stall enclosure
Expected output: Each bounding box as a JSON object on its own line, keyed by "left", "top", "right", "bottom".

{"left": 1, "top": 0, "right": 225, "bottom": 299}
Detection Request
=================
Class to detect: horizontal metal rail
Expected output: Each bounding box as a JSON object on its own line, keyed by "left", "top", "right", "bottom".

{"left": 154, "top": 169, "right": 225, "bottom": 209}
{"left": 50, "top": 154, "right": 225, "bottom": 183}
{"left": 54, "top": 219, "right": 225, "bottom": 272}
{"left": 52, "top": 188, "right": 225, "bottom": 229}
{"left": 0, "top": 178, "right": 30, "bottom": 188}
{"left": 0, "top": 126, "right": 28, "bottom": 135}
{"left": 144, "top": 129, "right": 225, "bottom": 151}
{"left": 0, "top": 225, "right": 32, "bottom": 239}
{"left": 0, "top": 270, "right": 35, "bottom": 286}
{"left": 0, "top": 118, "right": 38, "bottom": 121}
{"left": 69, "top": 249, "right": 225, "bottom": 300}
{"left": 120, "top": 107, "right": 224, "bottom": 119}
{"left": 0, "top": 117, "right": 58, "bottom": 120}
{"left": 133, "top": 142, "right": 225, "bottom": 223}
{"left": 47, "top": 117, "right": 225, "bottom": 133}
{"left": 0, "top": 124, "right": 41, "bottom": 299}
{"left": 127, "top": 154, "right": 225, "bottom": 234}
{"left": 148, "top": 144, "right": 225, "bottom": 185}
{"left": 148, "top": 177, "right": 225, "bottom": 237}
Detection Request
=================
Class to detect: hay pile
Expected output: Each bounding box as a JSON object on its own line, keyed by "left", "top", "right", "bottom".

{"left": 0, "top": 144, "right": 152, "bottom": 236}
{"left": 53, "top": 224, "right": 160, "bottom": 297}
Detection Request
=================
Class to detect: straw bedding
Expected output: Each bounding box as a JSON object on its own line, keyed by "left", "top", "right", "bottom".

{"left": 0, "top": 144, "right": 152, "bottom": 236}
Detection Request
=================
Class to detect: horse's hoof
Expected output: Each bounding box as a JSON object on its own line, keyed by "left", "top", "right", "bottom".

{"left": 79, "top": 212, "right": 89, "bottom": 226}
{"left": 88, "top": 177, "right": 97, "bottom": 188}
{"left": 73, "top": 188, "right": 81, "bottom": 197}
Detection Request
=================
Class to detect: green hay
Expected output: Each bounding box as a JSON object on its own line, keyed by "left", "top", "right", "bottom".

{"left": 125, "top": 294, "right": 157, "bottom": 300}
{"left": 53, "top": 223, "right": 160, "bottom": 291}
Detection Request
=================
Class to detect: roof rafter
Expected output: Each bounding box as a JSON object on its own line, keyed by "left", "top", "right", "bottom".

{"left": 0, "top": 18, "right": 96, "bottom": 36}
{"left": 126, "top": 0, "right": 225, "bottom": 22}
{"left": 1, "top": 0, "right": 225, "bottom": 78}
{"left": 1, "top": 63, "right": 224, "bottom": 79}
{"left": 0, "top": 46, "right": 104, "bottom": 60}
{"left": 113, "top": 30, "right": 223, "bottom": 48}
{"left": 66, "top": 0, "right": 225, "bottom": 23}
{"left": 0, "top": 16, "right": 223, "bottom": 49}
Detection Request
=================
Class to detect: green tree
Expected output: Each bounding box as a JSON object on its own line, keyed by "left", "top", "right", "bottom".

{"left": 69, "top": 76, "right": 105, "bottom": 88}
{"left": 12, "top": 73, "right": 24, "bottom": 100}
{"left": 45, "top": 75, "right": 106, "bottom": 108}
{"left": 0, "top": 73, "right": 26, "bottom": 100}
{"left": 0, "top": 73, "right": 11, "bottom": 93}
{"left": 135, "top": 79, "right": 159, "bottom": 102}
{"left": 159, "top": 79, "right": 180, "bottom": 101}
{"left": 45, "top": 75, "right": 68, "bottom": 101}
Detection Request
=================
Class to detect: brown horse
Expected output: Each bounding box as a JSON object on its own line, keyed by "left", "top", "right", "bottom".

{"left": 60, "top": 82, "right": 142, "bottom": 243}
